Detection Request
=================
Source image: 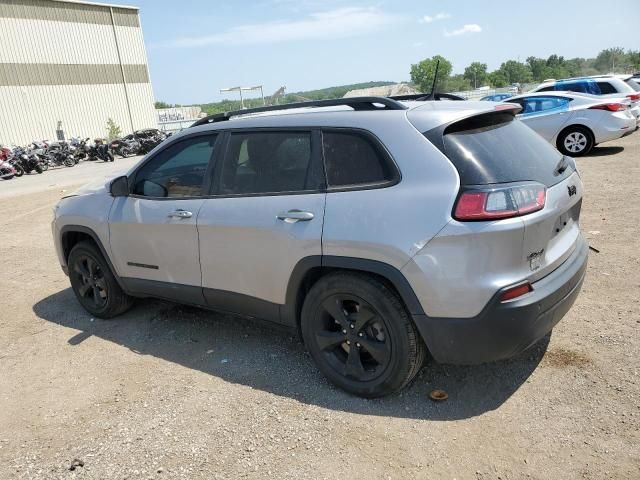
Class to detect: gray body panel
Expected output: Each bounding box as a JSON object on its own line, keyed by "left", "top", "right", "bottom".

{"left": 197, "top": 193, "right": 325, "bottom": 305}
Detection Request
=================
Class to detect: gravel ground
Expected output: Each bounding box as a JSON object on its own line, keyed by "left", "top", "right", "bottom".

{"left": 0, "top": 135, "right": 639, "bottom": 479}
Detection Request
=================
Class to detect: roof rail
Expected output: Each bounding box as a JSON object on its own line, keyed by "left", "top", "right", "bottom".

{"left": 191, "top": 96, "right": 408, "bottom": 128}
{"left": 389, "top": 92, "right": 464, "bottom": 101}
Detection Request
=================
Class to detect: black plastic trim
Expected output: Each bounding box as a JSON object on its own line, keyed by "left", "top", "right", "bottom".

{"left": 413, "top": 237, "right": 589, "bottom": 365}
{"left": 121, "top": 277, "right": 205, "bottom": 305}
{"left": 59, "top": 225, "right": 127, "bottom": 292}
{"left": 321, "top": 256, "right": 426, "bottom": 315}
{"left": 203, "top": 288, "right": 282, "bottom": 324}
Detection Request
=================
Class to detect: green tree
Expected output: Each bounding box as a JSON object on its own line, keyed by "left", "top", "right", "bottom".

{"left": 496, "top": 60, "right": 533, "bottom": 84}
{"left": 594, "top": 47, "right": 626, "bottom": 72}
{"left": 488, "top": 70, "right": 508, "bottom": 88}
{"left": 626, "top": 50, "right": 640, "bottom": 71}
{"left": 410, "top": 55, "right": 453, "bottom": 92}
{"left": 526, "top": 56, "right": 547, "bottom": 81}
{"left": 463, "top": 62, "right": 488, "bottom": 88}
{"left": 155, "top": 101, "right": 172, "bottom": 109}
{"left": 106, "top": 118, "right": 122, "bottom": 141}
{"left": 445, "top": 74, "right": 472, "bottom": 92}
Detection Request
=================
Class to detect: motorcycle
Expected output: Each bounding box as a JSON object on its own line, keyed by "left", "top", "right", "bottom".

{"left": 12, "top": 146, "right": 43, "bottom": 175}
{"left": 88, "top": 139, "right": 114, "bottom": 162}
{"left": 110, "top": 137, "right": 140, "bottom": 158}
{"left": 46, "top": 142, "right": 76, "bottom": 168}
{"left": 0, "top": 159, "right": 17, "bottom": 180}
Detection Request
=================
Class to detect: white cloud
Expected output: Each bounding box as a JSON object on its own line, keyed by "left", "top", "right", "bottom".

{"left": 419, "top": 12, "right": 451, "bottom": 24}
{"left": 444, "top": 24, "right": 482, "bottom": 37}
{"left": 164, "top": 7, "right": 399, "bottom": 48}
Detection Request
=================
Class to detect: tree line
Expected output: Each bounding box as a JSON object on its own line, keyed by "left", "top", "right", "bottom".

{"left": 156, "top": 47, "right": 639, "bottom": 113}
{"left": 411, "top": 47, "right": 640, "bottom": 93}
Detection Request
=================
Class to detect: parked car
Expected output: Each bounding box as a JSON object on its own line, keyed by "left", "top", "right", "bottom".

{"left": 52, "top": 97, "right": 588, "bottom": 397}
{"left": 530, "top": 76, "right": 640, "bottom": 125}
{"left": 503, "top": 91, "right": 636, "bottom": 156}
{"left": 480, "top": 93, "right": 513, "bottom": 101}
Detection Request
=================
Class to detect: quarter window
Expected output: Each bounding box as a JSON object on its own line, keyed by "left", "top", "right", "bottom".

{"left": 596, "top": 81, "right": 617, "bottom": 94}
{"left": 220, "top": 131, "right": 314, "bottom": 195}
{"left": 322, "top": 131, "right": 395, "bottom": 187}
{"left": 132, "top": 135, "right": 217, "bottom": 198}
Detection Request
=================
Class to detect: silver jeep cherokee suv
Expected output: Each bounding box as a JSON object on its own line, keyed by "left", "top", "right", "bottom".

{"left": 52, "top": 96, "right": 588, "bottom": 397}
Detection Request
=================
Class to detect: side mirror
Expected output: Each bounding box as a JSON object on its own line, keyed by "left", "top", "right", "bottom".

{"left": 110, "top": 175, "right": 129, "bottom": 197}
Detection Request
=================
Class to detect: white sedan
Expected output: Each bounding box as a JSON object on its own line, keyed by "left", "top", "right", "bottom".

{"left": 503, "top": 91, "right": 636, "bottom": 156}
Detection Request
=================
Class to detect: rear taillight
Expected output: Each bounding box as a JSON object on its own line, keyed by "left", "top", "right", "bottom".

{"left": 627, "top": 93, "right": 640, "bottom": 101}
{"left": 589, "top": 103, "right": 628, "bottom": 112}
{"left": 499, "top": 283, "right": 533, "bottom": 302}
{"left": 454, "top": 183, "right": 546, "bottom": 221}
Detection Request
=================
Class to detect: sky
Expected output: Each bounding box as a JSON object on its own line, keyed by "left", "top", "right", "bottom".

{"left": 109, "top": 0, "right": 640, "bottom": 105}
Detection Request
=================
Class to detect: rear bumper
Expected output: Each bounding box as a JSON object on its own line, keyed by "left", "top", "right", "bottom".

{"left": 413, "top": 236, "right": 588, "bottom": 365}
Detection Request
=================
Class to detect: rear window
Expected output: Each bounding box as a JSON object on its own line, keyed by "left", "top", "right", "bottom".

{"left": 625, "top": 79, "right": 640, "bottom": 91}
{"left": 427, "top": 112, "right": 573, "bottom": 187}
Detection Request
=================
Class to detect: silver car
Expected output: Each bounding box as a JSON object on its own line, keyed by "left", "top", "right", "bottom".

{"left": 503, "top": 91, "right": 637, "bottom": 156}
{"left": 52, "top": 97, "right": 588, "bottom": 397}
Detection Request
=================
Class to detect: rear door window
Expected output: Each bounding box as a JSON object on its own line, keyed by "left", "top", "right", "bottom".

{"left": 520, "top": 96, "right": 570, "bottom": 115}
{"left": 322, "top": 130, "right": 397, "bottom": 188}
{"left": 219, "top": 131, "right": 319, "bottom": 195}
{"left": 555, "top": 79, "right": 601, "bottom": 95}
{"left": 425, "top": 112, "right": 573, "bottom": 187}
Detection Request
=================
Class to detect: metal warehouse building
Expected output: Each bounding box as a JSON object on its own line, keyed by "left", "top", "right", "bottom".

{"left": 0, "top": 0, "right": 156, "bottom": 145}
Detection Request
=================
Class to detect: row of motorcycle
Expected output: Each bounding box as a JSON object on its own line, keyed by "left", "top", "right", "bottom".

{"left": 0, "top": 129, "right": 168, "bottom": 180}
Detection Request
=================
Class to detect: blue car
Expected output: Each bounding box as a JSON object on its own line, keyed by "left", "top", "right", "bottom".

{"left": 480, "top": 93, "right": 513, "bottom": 101}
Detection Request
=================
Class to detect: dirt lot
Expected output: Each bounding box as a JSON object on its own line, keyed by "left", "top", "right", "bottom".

{"left": 1, "top": 136, "right": 639, "bottom": 480}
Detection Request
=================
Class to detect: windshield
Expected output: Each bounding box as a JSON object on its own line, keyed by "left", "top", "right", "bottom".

{"left": 428, "top": 112, "right": 573, "bottom": 187}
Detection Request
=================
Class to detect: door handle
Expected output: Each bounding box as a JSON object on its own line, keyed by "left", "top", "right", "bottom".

{"left": 277, "top": 210, "right": 314, "bottom": 223}
{"left": 168, "top": 209, "right": 193, "bottom": 219}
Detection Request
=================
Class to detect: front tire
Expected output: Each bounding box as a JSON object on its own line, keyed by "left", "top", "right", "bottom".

{"left": 68, "top": 241, "right": 134, "bottom": 319}
{"left": 301, "top": 273, "right": 426, "bottom": 398}
{"left": 557, "top": 126, "right": 593, "bottom": 156}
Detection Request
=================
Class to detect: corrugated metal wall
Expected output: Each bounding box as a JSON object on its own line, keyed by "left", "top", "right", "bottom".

{"left": 0, "top": 0, "right": 156, "bottom": 145}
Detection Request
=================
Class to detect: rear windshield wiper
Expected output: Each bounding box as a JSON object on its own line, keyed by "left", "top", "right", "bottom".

{"left": 555, "top": 156, "right": 570, "bottom": 175}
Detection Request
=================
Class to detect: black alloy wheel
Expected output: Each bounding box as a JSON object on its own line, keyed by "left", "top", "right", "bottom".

{"left": 68, "top": 241, "right": 133, "bottom": 318}
{"left": 72, "top": 254, "right": 108, "bottom": 310}
{"left": 301, "top": 273, "right": 426, "bottom": 397}
{"left": 314, "top": 294, "right": 391, "bottom": 382}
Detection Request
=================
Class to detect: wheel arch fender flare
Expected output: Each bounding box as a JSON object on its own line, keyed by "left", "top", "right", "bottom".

{"left": 60, "top": 224, "right": 127, "bottom": 292}
{"left": 283, "top": 255, "right": 426, "bottom": 326}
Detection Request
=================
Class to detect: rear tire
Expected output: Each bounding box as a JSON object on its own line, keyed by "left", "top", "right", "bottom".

{"left": 301, "top": 272, "right": 426, "bottom": 398}
{"left": 68, "top": 241, "right": 134, "bottom": 319}
{"left": 14, "top": 165, "right": 24, "bottom": 177}
{"left": 557, "top": 126, "right": 593, "bottom": 157}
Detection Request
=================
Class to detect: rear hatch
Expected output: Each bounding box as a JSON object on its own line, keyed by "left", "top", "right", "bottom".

{"left": 424, "top": 109, "right": 583, "bottom": 283}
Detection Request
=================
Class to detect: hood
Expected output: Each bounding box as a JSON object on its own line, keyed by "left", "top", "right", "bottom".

{"left": 62, "top": 176, "right": 115, "bottom": 199}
